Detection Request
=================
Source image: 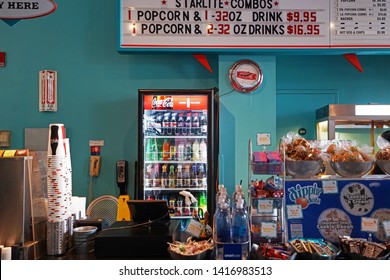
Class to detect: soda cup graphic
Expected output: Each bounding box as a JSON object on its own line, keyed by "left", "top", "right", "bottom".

{"left": 48, "top": 124, "right": 66, "bottom": 156}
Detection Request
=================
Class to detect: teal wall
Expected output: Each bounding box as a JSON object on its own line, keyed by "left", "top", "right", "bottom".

{"left": 0, "top": 1, "right": 218, "bottom": 199}
{"left": 218, "top": 55, "right": 276, "bottom": 191}
{"left": 276, "top": 55, "right": 390, "bottom": 151}
{"left": 1, "top": 1, "right": 390, "bottom": 200}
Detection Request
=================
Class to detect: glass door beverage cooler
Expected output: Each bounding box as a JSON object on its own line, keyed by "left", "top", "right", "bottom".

{"left": 137, "top": 89, "right": 219, "bottom": 228}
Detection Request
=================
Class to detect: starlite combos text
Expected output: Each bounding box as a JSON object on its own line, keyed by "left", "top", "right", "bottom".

{"left": 287, "top": 182, "right": 323, "bottom": 209}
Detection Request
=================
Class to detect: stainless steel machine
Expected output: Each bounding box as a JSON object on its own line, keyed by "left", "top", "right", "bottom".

{"left": 0, "top": 153, "right": 47, "bottom": 259}
{"left": 316, "top": 104, "right": 390, "bottom": 148}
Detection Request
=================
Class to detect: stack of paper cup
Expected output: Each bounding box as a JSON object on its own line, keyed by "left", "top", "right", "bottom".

{"left": 46, "top": 123, "right": 73, "bottom": 255}
{"left": 63, "top": 138, "right": 72, "bottom": 212}
{"left": 46, "top": 155, "right": 69, "bottom": 222}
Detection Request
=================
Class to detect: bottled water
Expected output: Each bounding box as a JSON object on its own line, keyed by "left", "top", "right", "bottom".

{"left": 214, "top": 201, "right": 232, "bottom": 260}
{"left": 232, "top": 197, "right": 250, "bottom": 260}
{"left": 199, "top": 139, "right": 207, "bottom": 161}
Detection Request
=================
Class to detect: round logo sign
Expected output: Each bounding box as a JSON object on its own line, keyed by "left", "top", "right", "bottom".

{"left": 229, "top": 60, "right": 263, "bottom": 93}
{"left": 317, "top": 208, "right": 353, "bottom": 243}
{"left": 340, "top": 183, "right": 374, "bottom": 216}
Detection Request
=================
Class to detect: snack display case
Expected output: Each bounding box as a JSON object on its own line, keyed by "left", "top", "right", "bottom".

{"left": 136, "top": 89, "right": 219, "bottom": 226}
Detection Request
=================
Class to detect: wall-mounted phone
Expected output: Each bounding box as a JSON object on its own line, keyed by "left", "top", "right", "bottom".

{"left": 89, "top": 155, "right": 101, "bottom": 177}
{"left": 116, "top": 160, "right": 128, "bottom": 188}
{"left": 116, "top": 160, "right": 131, "bottom": 221}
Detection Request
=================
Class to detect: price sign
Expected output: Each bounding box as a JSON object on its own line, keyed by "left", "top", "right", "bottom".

{"left": 330, "top": 0, "right": 390, "bottom": 46}
{"left": 119, "top": 0, "right": 330, "bottom": 50}
{"left": 119, "top": 1, "right": 390, "bottom": 51}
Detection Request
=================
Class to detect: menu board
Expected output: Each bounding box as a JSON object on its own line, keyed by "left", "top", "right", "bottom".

{"left": 119, "top": 0, "right": 390, "bottom": 50}
{"left": 330, "top": 0, "right": 390, "bottom": 46}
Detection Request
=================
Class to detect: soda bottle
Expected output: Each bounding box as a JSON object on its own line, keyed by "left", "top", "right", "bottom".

{"left": 192, "top": 112, "right": 200, "bottom": 135}
{"left": 177, "top": 141, "right": 185, "bottom": 161}
{"left": 169, "top": 139, "right": 176, "bottom": 160}
{"left": 192, "top": 164, "right": 198, "bottom": 187}
{"left": 184, "top": 112, "right": 192, "bottom": 136}
{"left": 157, "top": 138, "right": 163, "bottom": 160}
{"left": 192, "top": 139, "right": 200, "bottom": 161}
{"left": 176, "top": 196, "right": 183, "bottom": 216}
{"left": 176, "top": 113, "right": 184, "bottom": 136}
{"left": 162, "top": 113, "right": 170, "bottom": 135}
{"left": 198, "top": 164, "right": 207, "bottom": 188}
{"left": 184, "top": 140, "right": 192, "bottom": 161}
{"left": 146, "top": 191, "right": 155, "bottom": 200}
{"left": 144, "top": 113, "right": 154, "bottom": 136}
{"left": 145, "top": 164, "right": 152, "bottom": 188}
{"left": 145, "top": 138, "right": 153, "bottom": 161}
{"left": 170, "top": 113, "right": 177, "bottom": 136}
{"left": 161, "top": 164, "right": 169, "bottom": 188}
{"left": 168, "top": 199, "right": 175, "bottom": 217}
{"left": 169, "top": 165, "right": 176, "bottom": 188}
{"left": 162, "top": 138, "right": 170, "bottom": 160}
{"left": 176, "top": 164, "right": 183, "bottom": 188}
{"left": 155, "top": 114, "right": 163, "bottom": 136}
{"left": 199, "top": 191, "right": 207, "bottom": 213}
{"left": 152, "top": 164, "right": 160, "bottom": 188}
{"left": 199, "top": 139, "right": 207, "bottom": 162}
{"left": 184, "top": 165, "right": 191, "bottom": 187}
{"left": 146, "top": 138, "right": 158, "bottom": 161}
{"left": 200, "top": 113, "right": 207, "bottom": 136}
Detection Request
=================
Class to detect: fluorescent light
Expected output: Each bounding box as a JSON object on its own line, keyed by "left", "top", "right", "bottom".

{"left": 355, "top": 105, "right": 390, "bottom": 116}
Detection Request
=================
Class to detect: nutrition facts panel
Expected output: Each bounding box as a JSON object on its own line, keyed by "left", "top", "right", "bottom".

{"left": 330, "top": 0, "right": 390, "bottom": 46}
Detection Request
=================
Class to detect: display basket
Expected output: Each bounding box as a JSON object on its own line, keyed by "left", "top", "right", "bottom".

{"left": 251, "top": 196, "right": 283, "bottom": 209}
{"left": 338, "top": 236, "right": 390, "bottom": 260}
{"left": 288, "top": 238, "right": 340, "bottom": 260}
{"left": 251, "top": 162, "right": 284, "bottom": 175}
{"left": 250, "top": 197, "right": 285, "bottom": 244}
{"left": 340, "top": 251, "right": 390, "bottom": 260}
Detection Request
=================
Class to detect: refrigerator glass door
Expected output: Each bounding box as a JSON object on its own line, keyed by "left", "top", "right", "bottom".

{"left": 138, "top": 90, "right": 217, "bottom": 226}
